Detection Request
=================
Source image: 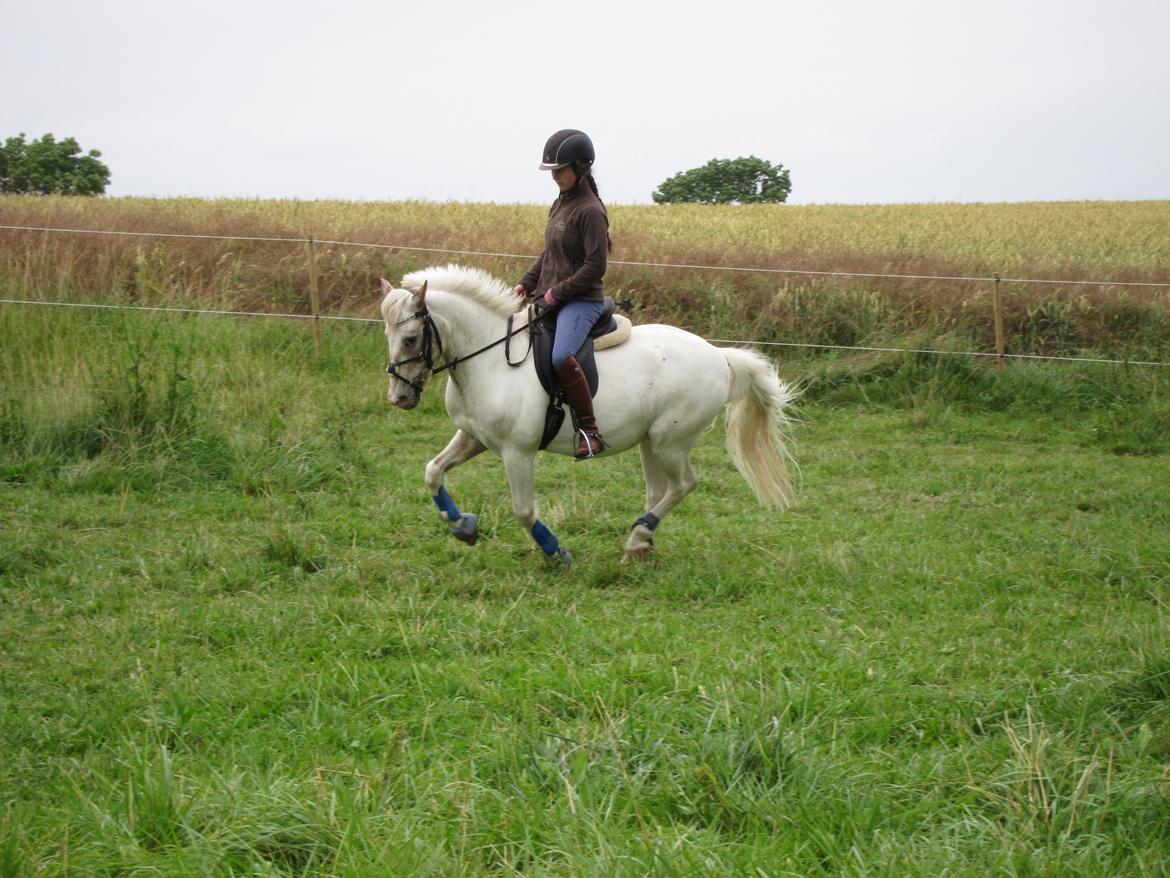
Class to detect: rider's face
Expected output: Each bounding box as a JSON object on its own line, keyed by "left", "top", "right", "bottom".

{"left": 551, "top": 165, "right": 578, "bottom": 192}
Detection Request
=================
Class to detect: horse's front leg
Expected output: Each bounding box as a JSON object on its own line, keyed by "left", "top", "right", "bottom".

{"left": 501, "top": 447, "right": 571, "bottom": 569}
{"left": 425, "top": 429, "right": 486, "bottom": 544}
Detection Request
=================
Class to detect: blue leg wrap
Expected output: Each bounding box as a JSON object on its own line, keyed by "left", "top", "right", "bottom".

{"left": 531, "top": 520, "right": 560, "bottom": 556}
{"left": 432, "top": 486, "right": 461, "bottom": 522}
{"left": 634, "top": 512, "right": 661, "bottom": 532}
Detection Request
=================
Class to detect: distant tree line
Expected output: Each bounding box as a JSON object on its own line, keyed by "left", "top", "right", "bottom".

{"left": 0, "top": 133, "right": 111, "bottom": 195}
{"left": 653, "top": 155, "right": 790, "bottom": 204}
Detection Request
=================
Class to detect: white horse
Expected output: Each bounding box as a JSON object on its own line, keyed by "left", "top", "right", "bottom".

{"left": 380, "top": 264, "right": 797, "bottom": 566}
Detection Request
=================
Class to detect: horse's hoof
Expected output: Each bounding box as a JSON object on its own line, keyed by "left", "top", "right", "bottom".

{"left": 545, "top": 547, "right": 572, "bottom": 569}
{"left": 621, "top": 544, "right": 654, "bottom": 565}
{"left": 622, "top": 525, "right": 655, "bottom": 565}
{"left": 449, "top": 513, "right": 479, "bottom": 545}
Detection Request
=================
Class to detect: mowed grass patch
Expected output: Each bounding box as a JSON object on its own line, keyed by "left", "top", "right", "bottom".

{"left": 2, "top": 307, "right": 1169, "bottom": 875}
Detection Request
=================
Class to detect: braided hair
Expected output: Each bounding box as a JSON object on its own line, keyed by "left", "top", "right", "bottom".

{"left": 573, "top": 160, "right": 614, "bottom": 255}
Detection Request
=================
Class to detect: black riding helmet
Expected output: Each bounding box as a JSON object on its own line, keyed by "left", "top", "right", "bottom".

{"left": 538, "top": 129, "right": 595, "bottom": 170}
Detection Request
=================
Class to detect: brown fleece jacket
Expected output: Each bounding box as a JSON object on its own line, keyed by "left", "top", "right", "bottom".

{"left": 518, "top": 177, "right": 608, "bottom": 304}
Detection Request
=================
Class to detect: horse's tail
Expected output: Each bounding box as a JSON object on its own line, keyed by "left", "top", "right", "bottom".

{"left": 722, "top": 347, "right": 799, "bottom": 511}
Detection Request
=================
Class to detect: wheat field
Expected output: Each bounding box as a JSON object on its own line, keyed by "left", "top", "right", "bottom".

{"left": 2, "top": 196, "right": 1169, "bottom": 357}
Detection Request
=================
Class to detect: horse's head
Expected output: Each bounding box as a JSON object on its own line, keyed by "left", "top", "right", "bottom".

{"left": 381, "top": 278, "right": 433, "bottom": 409}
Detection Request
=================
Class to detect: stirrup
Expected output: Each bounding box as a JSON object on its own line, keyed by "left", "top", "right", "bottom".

{"left": 574, "top": 429, "right": 606, "bottom": 460}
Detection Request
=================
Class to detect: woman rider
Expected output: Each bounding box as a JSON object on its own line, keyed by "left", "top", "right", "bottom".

{"left": 512, "top": 129, "right": 613, "bottom": 460}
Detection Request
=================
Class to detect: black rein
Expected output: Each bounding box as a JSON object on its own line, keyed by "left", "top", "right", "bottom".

{"left": 386, "top": 306, "right": 540, "bottom": 393}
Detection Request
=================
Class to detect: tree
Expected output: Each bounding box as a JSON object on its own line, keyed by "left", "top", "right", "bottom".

{"left": 652, "top": 155, "right": 790, "bottom": 204}
{"left": 0, "top": 133, "right": 111, "bottom": 195}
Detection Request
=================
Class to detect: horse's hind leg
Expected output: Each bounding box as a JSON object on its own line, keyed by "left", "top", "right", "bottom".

{"left": 639, "top": 440, "right": 669, "bottom": 511}
{"left": 623, "top": 441, "right": 698, "bottom": 563}
{"left": 425, "top": 429, "right": 486, "bottom": 544}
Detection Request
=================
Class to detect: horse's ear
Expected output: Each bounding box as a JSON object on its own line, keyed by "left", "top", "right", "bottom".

{"left": 380, "top": 278, "right": 394, "bottom": 295}
{"left": 412, "top": 280, "right": 428, "bottom": 306}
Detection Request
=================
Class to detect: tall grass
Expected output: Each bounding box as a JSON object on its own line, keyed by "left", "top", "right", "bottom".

{"left": 0, "top": 304, "right": 385, "bottom": 495}
{"left": 4, "top": 303, "right": 1167, "bottom": 500}
{"left": 2, "top": 196, "right": 1169, "bottom": 359}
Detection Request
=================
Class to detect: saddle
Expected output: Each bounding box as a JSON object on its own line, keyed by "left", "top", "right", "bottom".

{"left": 526, "top": 297, "right": 631, "bottom": 450}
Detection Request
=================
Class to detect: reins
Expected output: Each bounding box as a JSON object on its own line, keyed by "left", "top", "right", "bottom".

{"left": 386, "top": 304, "right": 546, "bottom": 391}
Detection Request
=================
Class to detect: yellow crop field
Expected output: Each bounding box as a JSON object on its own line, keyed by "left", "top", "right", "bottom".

{"left": 2, "top": 196, "right": 1168, "bottom": 357}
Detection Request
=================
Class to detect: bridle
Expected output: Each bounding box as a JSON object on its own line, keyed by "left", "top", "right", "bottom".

{"left": 386, "top": 303, "right": 539, "bottom": 395}
{"left": 385, "top": 306, "right": 443, "bottom": 396}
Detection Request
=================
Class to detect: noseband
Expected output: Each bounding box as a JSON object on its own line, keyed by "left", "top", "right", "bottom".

{"left": 386, "top": 307, "right": 443, "bottom": 396}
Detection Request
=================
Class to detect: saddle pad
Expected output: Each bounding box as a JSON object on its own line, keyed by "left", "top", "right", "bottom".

{"left": 594, "top": 314, "right": 631, "bottom": 351}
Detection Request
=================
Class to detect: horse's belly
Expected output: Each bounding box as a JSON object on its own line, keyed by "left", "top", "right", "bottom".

{"left": 452, "top": 325, "right": 732, "bottom": 458}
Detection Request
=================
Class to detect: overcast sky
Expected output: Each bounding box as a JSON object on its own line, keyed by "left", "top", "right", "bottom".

{"left": 3, "top": 0, "right": 1168, "bottom": 205}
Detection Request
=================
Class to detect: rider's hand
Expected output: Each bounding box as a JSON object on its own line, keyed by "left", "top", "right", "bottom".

{"left": 512, "top": 284, "right": 527, "bottom": 299}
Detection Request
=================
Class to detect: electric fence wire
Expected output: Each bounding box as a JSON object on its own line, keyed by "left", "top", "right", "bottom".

{"left": 4, "top": 297, "right": 1168, "bottom": 368}
{"left": 4, "top": 224, "right": 1170, "bottom": 288}
{"left": 3, "top": 224, "right": 1170, "bottom": 368}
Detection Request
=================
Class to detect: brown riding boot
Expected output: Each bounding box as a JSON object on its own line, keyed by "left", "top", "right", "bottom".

{"left": 556, "top": 355, "right": 607, "bottom": 459}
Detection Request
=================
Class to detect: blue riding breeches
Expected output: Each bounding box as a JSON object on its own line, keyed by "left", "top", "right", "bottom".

{"left": 551, "top": 299, "right": 606, "bottom": 369}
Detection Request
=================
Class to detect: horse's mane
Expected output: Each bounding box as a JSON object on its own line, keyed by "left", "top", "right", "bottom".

{"left": 401, "top": 264, "right": 524, "bottom": 318}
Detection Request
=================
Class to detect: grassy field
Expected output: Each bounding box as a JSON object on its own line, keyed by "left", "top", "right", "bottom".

{"left": 2, "top": 303, "right": 1169, "bottom": 875}
{"left": 2, "top": 196, "right": 1169, "bottom": 359}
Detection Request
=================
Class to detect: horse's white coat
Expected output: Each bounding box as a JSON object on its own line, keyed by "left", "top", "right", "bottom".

{"left": 382, "top": 264, "right": 797, "bottom": 563}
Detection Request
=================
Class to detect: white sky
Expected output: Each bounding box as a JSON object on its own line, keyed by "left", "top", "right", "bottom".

{"left": 3, "top": 0, "right": 1168, "bottom": 204}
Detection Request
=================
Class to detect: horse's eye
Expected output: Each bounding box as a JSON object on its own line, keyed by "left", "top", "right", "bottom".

{"left": 404, "top": 335, "right": 418, "bottom": 346}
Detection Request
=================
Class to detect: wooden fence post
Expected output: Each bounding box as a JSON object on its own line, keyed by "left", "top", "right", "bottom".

{"left": 307, "top": 235, "right": 322, "bottom": 357}
{"left": 992, "top": 273, "right": 1005, "bottom": 372}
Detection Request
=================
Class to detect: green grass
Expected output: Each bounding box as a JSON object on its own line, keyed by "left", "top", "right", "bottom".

{"left": 2, "top": 307, "right": 1169, "bottom": 875}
